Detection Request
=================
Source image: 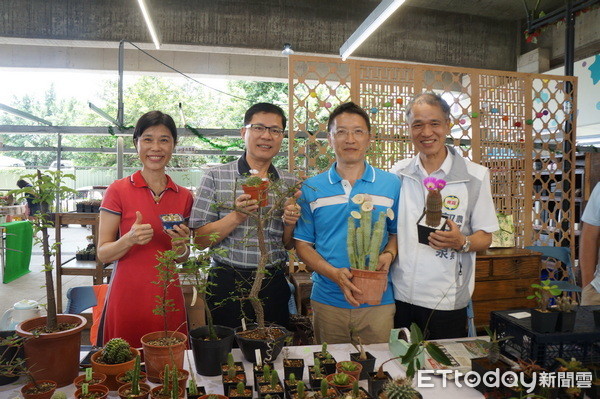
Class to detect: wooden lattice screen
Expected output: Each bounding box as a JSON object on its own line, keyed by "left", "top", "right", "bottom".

{"left": 288, "top": 55, "right": 577, "bottom": 252}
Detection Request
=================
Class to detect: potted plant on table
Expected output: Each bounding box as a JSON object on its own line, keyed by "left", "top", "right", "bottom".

{"left": 379, "top": 378, "right": 422, "bottom": 399}
{"left": 231, "top": 177, "right": 299, "bottom": 363}
{"left": 283, "top": 347, "right": 305, "bottom": 380}
{"left": 349, "top": 331, "right": 376, "bottom": 380}
{"left": 312, "top": 343, "right": 336, "bottom": 375}
{"left": 117, "top": 355, "right": 151, "bottom": 399}
{"left": 140, "top": 247, "right": 188, "bottom": 383}
{"left": 325, "top": 372, "right": 356, "bottom": 391}
{"left": 10, "top": 170, "right": 86, "bottom": 388}
{"left": 181, "top": 235, "right": 236, "bottom": 376}
{"left": 470, "top": 327, "right": 513, "bottom": 395}
{"left": 416, "top": 178, "right": 448, "bottom": 245}
{"left": 347, "top": 193, "right": 395, "bottom": 305}
{"left": 91, "top": 337, "right": 139, "bottom": 391}
{"left": 527, "top": 280, "right": 562, "bottom": 333}
{"left": 555, "top": 295, "right": 578, "bottom": 332}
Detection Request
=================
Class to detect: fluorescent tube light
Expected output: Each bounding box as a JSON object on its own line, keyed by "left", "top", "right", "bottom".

{"left": 137, "top": 0, "right": 161, "bottom": 49}
{"left": 340, "top": 0, "right": 406, "bottom": 61}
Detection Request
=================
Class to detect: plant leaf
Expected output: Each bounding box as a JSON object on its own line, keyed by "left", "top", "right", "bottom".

{"left": 410, "top": 323, "right": 423, "bottom": 344}
{"left": 425, "top": 343, "right": 452, "bottom": 366}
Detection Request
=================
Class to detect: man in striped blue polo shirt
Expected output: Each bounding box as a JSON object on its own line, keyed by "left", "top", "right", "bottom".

{"left": 295, "top": 102, "right": 401, "bottom": 344}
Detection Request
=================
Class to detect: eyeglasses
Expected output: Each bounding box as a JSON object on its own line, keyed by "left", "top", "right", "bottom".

{"left": 331, "top": 128, "right": 369, "bottom": 138}
{"left": 245, "top": 124, "right": 285, "bottom": 137}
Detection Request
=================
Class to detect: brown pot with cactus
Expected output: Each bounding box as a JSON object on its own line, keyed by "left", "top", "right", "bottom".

{"left": 347, "top": 193, "right": 395, "bottom": 306}
{"left": 20, "top": 380, "right": 57, "bottom": 399}
{"left": 91, "top": 338, "right": 140, "bottom": 391}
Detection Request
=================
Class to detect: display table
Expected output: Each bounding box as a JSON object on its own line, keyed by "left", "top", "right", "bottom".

{"left": 0, "top": 342, "right": 483, "bottom": 398}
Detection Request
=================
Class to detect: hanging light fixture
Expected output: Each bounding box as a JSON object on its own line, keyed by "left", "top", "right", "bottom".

{"left": 137, "top": 0, "right": 161, "bottom": 49}
{"left": 282, "top": 43, "right": 294, "bottom": 55}
{"left": 339, "top": 0, "right": 406, "bottom": 61}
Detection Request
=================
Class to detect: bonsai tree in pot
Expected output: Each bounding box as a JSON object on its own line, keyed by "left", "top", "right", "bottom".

{"left": 347, "top": 193, "right": 395, "bottom": 305}
{"left": 527, "top": 279, "right": 562, "bottom": 333}
{"left": 141, "top": 247, "right": 188, "bottom": 383}
{"left": 180, "top": 235, "right": 236, "bottom": 376}
{"left": 10, "top": 170, "right": 86, "bottom": 387}
{"left": 229, "top": 177, "right": 299, "bottom": 362}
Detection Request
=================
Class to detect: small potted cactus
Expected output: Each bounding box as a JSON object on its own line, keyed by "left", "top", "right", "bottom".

{"left": 240, "top": 170, "right": 269, "bottom": 207}
{"left": 309, "top": 358, "right": 325, "bottom": 389}
{"left": 117, "top": 355, "right": 151, "bottom": 399}
{"left": 91, "top": 338, "right": 139, "bottom": 391}
{"left": 229, "top": 381, "right": 253, "bottom": 399}
{"left": 555, "top": 295, "right": 578, "bottom": 332}
{"left": 379, "top": 378, "right": 422, "bottom": 399}
{"left": 416, "top": 177, "right": 448, "bottom": 245}
{"left": 347, "top": 193, "right": 395, "bottom": 305}
{"left": 312, "top": 343, "right": 336, "bottom": 375}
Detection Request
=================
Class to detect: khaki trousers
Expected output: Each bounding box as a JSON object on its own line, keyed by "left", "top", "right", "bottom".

{"left": 581, "top": 284, "right": 600, "bottom": 306}
{"left": 311, "top": 300, "right": 395, "bottom": 345}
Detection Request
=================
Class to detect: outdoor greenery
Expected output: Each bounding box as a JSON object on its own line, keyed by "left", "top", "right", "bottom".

{"left": 0, "top": 75, "right": 289, "bottom": 169}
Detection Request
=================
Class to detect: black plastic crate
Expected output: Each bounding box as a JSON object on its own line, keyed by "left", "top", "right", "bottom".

{"left": 490, "top": 306, "right": 600, "bottom": 370}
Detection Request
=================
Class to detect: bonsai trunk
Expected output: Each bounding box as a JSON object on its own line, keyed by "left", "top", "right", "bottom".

{"left": 249, "top": 216, "right": 267, "bottom": 329}
{"left": 41, "top": 221, "right": 58, "bottom": 330}
{"left": 204, "top": 298, "right": 218, "bottom": 340}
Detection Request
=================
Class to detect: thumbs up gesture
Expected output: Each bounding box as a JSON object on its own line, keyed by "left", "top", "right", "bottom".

{"left": 128, "top": 211, "right": 154, "bottom": 246}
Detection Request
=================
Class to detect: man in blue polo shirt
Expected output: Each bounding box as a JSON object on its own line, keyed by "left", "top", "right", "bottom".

{"left": 294, "top": 102, "right": 400, "bottom": 344}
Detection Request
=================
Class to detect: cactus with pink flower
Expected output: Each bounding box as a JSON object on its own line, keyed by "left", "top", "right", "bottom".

{"left": 423, "top": 177, "right": 446, "bottom": 227}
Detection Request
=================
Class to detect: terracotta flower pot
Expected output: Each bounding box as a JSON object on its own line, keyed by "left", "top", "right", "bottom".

{"left": 91, "top": 347, "right": 140, "bottom": 391}
{"left": 242, "top": 181, "right": 269, "bottom": 207}
{"left": 20, "top": 380, "right": 57, "bottom": 399}
{"left": 325, "top": 372, "right": 356, "bottom": 390}
{"left": 159, "top": 368, "right": 189, "bottom": 398}
{"left": 350, "top": 268, "right": 388, "bottom": 305}
{"left": 140, "top": 330, "right": 187, "bottom": 383}
{"left": 74, "top": 384, "right": 109, "bottom": 399}
{"left": 118, "top": 382, "right": 151, "bottom": 399}
{"left": 150, "top": 385, "right": 184, "bottom": 399}
{"left": 16, "top": 314, "right": 87, "bottom": 387}
{"left": 74, "top": 372, "right": 108, "bottom": 388}
{"left": 336, "top": 360, "right": 363, "bottom": 381}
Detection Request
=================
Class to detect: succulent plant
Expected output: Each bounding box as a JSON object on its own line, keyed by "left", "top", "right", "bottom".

{"left": 99, "top": 338, "right": 133, "bottom": 364}
{"left": 296, "top": 381, "right": 305, "bottom": 399}
{"left": 383, "top": 378, "right": 420, "bottom": 399}
{"left": 331, "top": 373, "right": 350, "bottom": 386}
{"left": 555, "top": 296, "right": 577, "bottom": 312}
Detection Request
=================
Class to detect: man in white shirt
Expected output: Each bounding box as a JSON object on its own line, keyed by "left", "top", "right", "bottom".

{"left": 390, "top": 92, "right": 499, "bottom": 339}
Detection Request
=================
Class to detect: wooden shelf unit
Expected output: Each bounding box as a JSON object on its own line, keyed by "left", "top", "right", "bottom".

{"left": 54, "top": 212, "right": 110, "bottom": 313}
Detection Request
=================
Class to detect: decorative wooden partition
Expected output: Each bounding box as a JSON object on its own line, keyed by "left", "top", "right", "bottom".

{"left": 287, "top": 55, "right": 578, "bottom": 252}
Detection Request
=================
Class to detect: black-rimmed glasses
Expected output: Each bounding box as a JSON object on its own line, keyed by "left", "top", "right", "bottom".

{"left": 244, "top": 124, "right": 285, "bottom": 137}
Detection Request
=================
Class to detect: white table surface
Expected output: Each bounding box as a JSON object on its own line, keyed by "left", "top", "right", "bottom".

{"left": 0, "top": 343, "right": 483, "bottom": 398}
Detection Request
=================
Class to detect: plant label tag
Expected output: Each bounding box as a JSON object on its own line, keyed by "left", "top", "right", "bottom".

{"left": 255, "top": 349, "right": 262, "bottom": 366}
{"left": 241, "top": 318, "right": 247, "bottom": 331}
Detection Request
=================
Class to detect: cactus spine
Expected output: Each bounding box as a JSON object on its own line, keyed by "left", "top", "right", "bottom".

{"left": 383, "top": 379, "right": 420, "bottom": 399}
{"left": 100, "top": 338, "right": 133, "bottom": 364}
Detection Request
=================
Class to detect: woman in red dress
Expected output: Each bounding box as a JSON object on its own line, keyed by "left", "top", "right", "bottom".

{"left": 97, "top": 111, "right": 193, "bottom": 347}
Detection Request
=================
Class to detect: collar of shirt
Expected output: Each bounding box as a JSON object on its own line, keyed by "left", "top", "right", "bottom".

{"left": 237, "top": 151, "right": 280, "bottom": 180}
{"left": 129, "top": 170, "right": 179, "bottom": 193}
{"left": 415, "top": 148, "right": 454, "bottom": 180}
{"left": 327, "top": 161, "right": 376, "bottom": 185}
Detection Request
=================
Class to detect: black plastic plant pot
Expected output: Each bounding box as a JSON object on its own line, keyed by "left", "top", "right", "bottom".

{"left": 186, "top": 386, "right": 206, "bottom": 399}
{"left": 283, "top": 358, "right": 305, "bottom": 380}
{"left": 228, "top": 385, "right": 253, "bottom": 399}
{"left": 190, "top": 325, "right": 236, "bottom": 376}
{"left": 557, "top": 311, "right": 577, "bottom": 333}
{"left": 222, "top": 374, "right": 247, "bottom": 396}
{"left": 416, "top": 213, "right": 448, "bottom": 245}
{"left": 258, "top": 382, "right": 285, "bottom": 399}
{"left": 530, "top": 309, "right": 559, "bottom": 333}
{"left": 0, "top": 330, "right": 22, "bottom": 386}
{"left": 367, "top": 371, "right": 391, "bottom": 397}
{"left": 308, "top": 366, "right": 324, "bottom": 390}
{"left": 350, "top": 352, "right": 376, "bottom": 380}
{"left": 234, "top": 324, "right": 292, "bottom": 363}
{"left": 222, "top": 361, "right": 245, "bottom": 375}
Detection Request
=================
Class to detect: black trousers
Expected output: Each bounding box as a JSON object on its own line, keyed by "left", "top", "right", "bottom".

{"left": 394, "top": 300, "right": 467, "bottom": 340}
{"left": 207, "top": 261, "right": 291, "bottom": 330}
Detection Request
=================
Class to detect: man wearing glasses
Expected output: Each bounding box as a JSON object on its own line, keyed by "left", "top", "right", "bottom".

{"left": 294, "top": 102, "right": 400, "bottom": 344}
{"left": 190, "top": 103, "right": 300, "bottom": 329}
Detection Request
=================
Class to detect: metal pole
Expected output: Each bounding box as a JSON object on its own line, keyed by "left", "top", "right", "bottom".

{"left": 117, "top": 40, "right": 125, "bottom": 127}
{"left": 56, "top": 132, "right": 62, "bottom": 213}
{"left": 117, "top": 137, "right": 124, "bottom": 179}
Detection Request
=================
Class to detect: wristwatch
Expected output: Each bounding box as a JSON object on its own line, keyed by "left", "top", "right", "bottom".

{"left": 459, "top": 236, "right": 471, "bottom": 253}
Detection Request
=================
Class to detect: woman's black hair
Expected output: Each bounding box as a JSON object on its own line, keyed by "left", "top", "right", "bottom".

{"left": 133, "top": 111, "right": 178, "bottom": 145}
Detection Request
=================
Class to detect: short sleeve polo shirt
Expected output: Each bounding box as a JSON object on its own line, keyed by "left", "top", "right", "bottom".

{"left": 294, "top": 162, "right": 401, "bottom": 308}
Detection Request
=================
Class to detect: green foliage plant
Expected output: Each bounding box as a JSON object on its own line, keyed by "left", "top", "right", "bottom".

{"left": 527, "top": 280, "right": 562, "bottom": 312}
{"left": 8, "top": 170, "right": 76, "bottom": 331}
{"left": 400, "top": 323, "right": 451, "bottom": 378}
{"left": 99, "top": 338, "right": 133, "bottom": 364}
